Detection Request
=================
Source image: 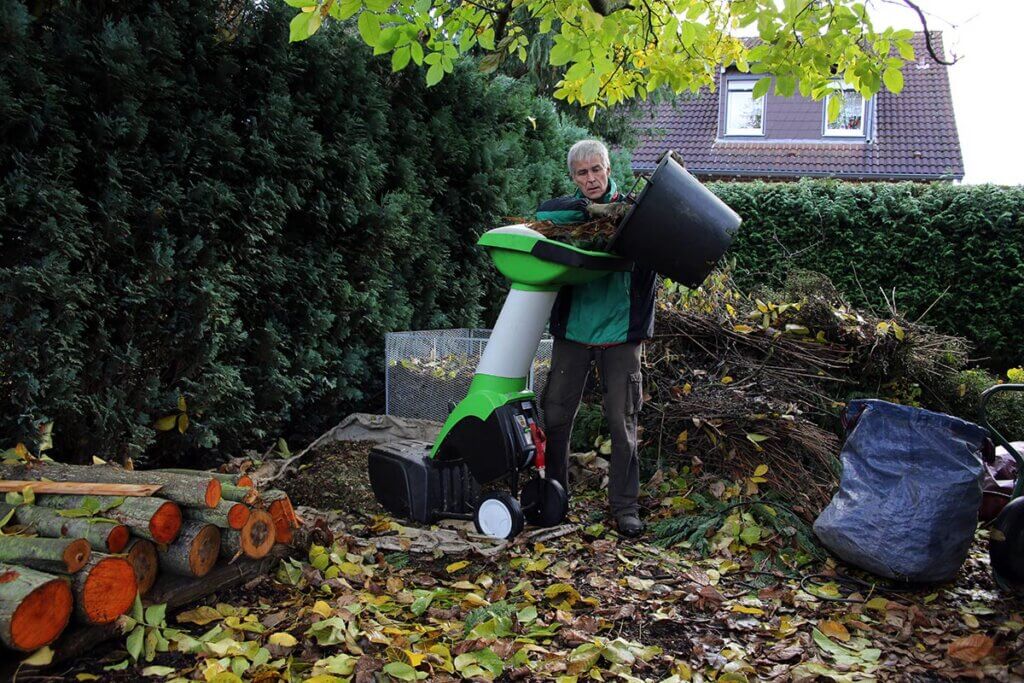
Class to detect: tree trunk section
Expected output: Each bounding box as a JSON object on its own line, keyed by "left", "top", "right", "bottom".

{"left": 157, "top": 469, "right": 254, "bottom": 488}
{"left": 0, "top": 462, "right": 221, "bottom": 508}
{"left": 159, "top": 521, "right": 220, "bottom": 578}
{"left": 222, "top": 509, "right": 275, "bottom": 561}
{"left": 218, "top": 482, "right": 257, "bottom": 504}
{"left": 262, "top": 490, "right": 298, "bottom": 545}
{"left": 0, "top": 536, "right": 91, "bottom": 574}
{"left": 71, "top": 554, "right": 137, "bottom": 625}
{"left": 0, "top": 503, "right": 130, "bottom": 554}
{"left": 183, "top": 500, "right": 250, "bottom": 530}
{"left": 124, "top": 538, "right": 158, "bottom": 596}
{"left": 0, "top": 563, "right": 74, "bottom": 651}
{"left": 35, "top": 494, "right": 182, "bottom": 544}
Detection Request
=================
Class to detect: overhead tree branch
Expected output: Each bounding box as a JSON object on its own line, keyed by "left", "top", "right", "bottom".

{"left": 900, "top": 0, "right": 957, "bottom": 65}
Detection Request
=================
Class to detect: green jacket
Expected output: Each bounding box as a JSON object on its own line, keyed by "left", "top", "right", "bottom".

{"left": 536, "top": 181, "right": 657, "bottom": 345}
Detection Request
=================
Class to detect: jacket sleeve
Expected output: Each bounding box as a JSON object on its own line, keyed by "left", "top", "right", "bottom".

{"left": 536, "top": 195, "right": 589, "bottom": 224}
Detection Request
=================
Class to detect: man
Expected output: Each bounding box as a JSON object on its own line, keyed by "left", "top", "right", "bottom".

{"left": 536, "top": 140, "right": 658, "bottom": 538}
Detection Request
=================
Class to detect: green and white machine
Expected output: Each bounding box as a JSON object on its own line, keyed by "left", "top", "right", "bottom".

{"left": 368, "top": 225, "right": 632, "bottom": 538}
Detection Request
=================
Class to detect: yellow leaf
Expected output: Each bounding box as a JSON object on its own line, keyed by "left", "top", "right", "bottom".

{"left": 963, "top": 613, "right": 980, "bottom": 629}
{"left": 268, "top": 632, "right": 298, "bottom": 648}
{"left": 404, "top": 650, "right": 426, "bottom": 666}
{"left": 527, "top": 116, "right": 537, "bottom": 130}
{"left": 312, "top": 600, "right": 333, "bottom": 618}
{"left": 177, "top": 395, "right": 187, "bottom": 412}
{"left": 730, "top": 605, "right": 764, "bottom": 615}
{"left": 15, "top": 442, "right": 30, "bottom": 460}
{"left": 339, "top": 562, "right": 362, "bottom": 576}
{"left": 177, "top": 413, "right": 189, "bottom": 434}
{"left": 732, "top": 324, "right": 754, "bottom": 334}
{"left": 461, "top": 593, "right": 489, "bottom": 608}
{"left": 446, "top": 560, "right": 469, "bottom": 573}
{"left": 721, "top": 376, "right": 733, "bottom": 384}
{"left": 892, "top": 323, "right": 905, "bottom": 341}
{"left": 22, "top": 646, "right": 54, "bottom": 666}
{"left": 92, "top": 455, "right": 107, "bottom": 465}
{"left": 683, "top": 383, "right": 692, "bottom": 395}
{"left": 818, "top": 620, "right": 850, "bottom": 642}
{"left": 153, "top": 415, "right": 178, "bottom": 431}
{"left": 865, "top": 597, "right": 889, "bottom": 612}
{"left": 753, "top": 464, "right": 768, "bottom": 477}
{"left": 76, "top": 675, "right": 101, "bottom": 681}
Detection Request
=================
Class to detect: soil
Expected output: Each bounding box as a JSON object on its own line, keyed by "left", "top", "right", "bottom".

{"left": 279, "top": 440, "right": 384, "bottom": 517}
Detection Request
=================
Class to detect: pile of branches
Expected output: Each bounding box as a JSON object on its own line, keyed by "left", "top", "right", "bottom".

{"left": 640, "top": 268, "right": 969, "bottom": 517}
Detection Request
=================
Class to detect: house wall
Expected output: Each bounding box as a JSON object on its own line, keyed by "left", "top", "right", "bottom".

{"left": 717, "top": 69, "right": 870, "bottom": 141}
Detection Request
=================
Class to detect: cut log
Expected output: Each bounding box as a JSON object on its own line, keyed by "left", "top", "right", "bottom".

{"left": 157, "top": 469, "right": 254, "bottom": 488}
{"left": 183, "top": 500, "right": 250, "bottom": 530}
{"left": 71, "top": 554, "right": 137, "bottom": 625}
{"left": 262, "top": 490, "right": 299, "bottom": 545}
{"left": 124, "top": 538, "right": 158, "bottom": 597}
{"left": 218, "top": 482, "right": 258, "bottom": 504}
{"left": 159, "top": 521, "right": 220, "bottom": 578}
{"left": 0, "top": 536, "right": 91, "bottom": 574}
{"left": 222, "top": 509, "right": 275, "bottom": 561}
{"left": 0, "top": 481, "right": 161, "bottom": 497}
{"left": 0, "top": 503, "right": 130, "bottom": 554}
{"left": 0, "top": 462, "right": 221, "bottom": 508}
{"left": 0, "top": 563, "right": 74, "bottom": 651}
{"left": 35, "top": 494, "right": 182, "bottom": 545}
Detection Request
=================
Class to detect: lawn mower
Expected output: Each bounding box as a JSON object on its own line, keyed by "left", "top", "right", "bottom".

{"left": 979, "top": 383, "right": 1024, "bottom": 593}
{"left": 368, "top": 153, "right": 741, "bottom": 539}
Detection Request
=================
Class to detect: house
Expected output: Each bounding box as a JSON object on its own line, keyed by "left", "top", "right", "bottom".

{"left": 630, "top": 32, "right": 963, "bottom": 182}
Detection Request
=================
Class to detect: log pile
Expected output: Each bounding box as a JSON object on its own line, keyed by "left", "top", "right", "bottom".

{"left": 0, "top": 461, "right": 299, "bottom": 654}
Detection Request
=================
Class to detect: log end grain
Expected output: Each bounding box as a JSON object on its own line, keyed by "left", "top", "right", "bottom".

{"left": 189, "top": 524, "right": 221, "bottom": 578}
{"left": 78, "top": 557, "right": 137, "bottom": 625}
{"left": 226, "top": 503, "right": 250, "bottom": 530}
{"left": 236, "top": 474, "right": 254, "bottom": 488}
{"left": 9, "top": 573, "right": 73, "bottom": 651}
{"left": 267, "top": 495, "right": 297, "bottom": 545}
{"left": 205, "top": 479, "right": 222, "bottom": 509}
{"left": 149, "top": 501, "right": 183, "bottom": 545}
{"left": 105, "top": 524, "right": 131, "bottom": 554}
{"left": 125, "top": 539, "right": 159, "bottom": 596}
{"left": 240, "top": 509, "right": 276, "bottom": 559}
{"left": 63, "top": 539, "right": 91, "bottom": 574}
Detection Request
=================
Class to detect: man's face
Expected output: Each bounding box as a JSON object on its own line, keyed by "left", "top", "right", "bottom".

{"left": 571, "top": 156, "right": 611, "bottom": 201}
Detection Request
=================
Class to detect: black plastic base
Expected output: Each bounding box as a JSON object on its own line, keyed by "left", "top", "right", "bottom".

{"left": 368, "top": 439, "right": 479, "bottom": 523}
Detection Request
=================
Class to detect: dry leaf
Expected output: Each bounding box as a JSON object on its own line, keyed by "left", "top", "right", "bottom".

{"left": 947, "top": 634, "right": 994, "bottom": 663}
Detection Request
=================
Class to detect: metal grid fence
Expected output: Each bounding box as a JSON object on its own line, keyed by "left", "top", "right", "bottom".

{"left": 385, "top": 329, "right": 553, "bottom": 422}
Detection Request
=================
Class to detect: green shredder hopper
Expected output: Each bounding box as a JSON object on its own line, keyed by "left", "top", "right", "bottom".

{"left": 368, "top": 152, "right": 741, "bottom": 539}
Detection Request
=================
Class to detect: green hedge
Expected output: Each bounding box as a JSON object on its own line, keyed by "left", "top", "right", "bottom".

{"left": 710, "top": 180, "right": 1024, "bottom": 367}
{"left": 0, "top": 0, "right": 595, "bottom": 464}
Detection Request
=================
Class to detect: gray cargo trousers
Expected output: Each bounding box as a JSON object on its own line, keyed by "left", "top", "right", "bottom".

{"left": 541, "top": 338, "right": 643, "bottom": 516}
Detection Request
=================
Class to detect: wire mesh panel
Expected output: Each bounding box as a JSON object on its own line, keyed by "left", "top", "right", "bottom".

{"left": 386, "top": 329, "right": 553, "bottom": 422}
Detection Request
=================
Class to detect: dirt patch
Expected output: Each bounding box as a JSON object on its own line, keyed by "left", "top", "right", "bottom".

{"left": 280, "top": 440, "right": 383, "bottom": 517}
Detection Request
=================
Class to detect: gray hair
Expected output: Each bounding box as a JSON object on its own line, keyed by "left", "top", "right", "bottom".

{"left": 567, "top": 140, "right": 610, "bottom": 175}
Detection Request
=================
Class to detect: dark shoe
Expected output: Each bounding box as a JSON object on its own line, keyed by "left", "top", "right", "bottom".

{"left": 616, "top": 512, "right": 644, "bottom": 538}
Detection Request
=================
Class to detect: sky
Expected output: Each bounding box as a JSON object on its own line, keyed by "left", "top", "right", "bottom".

{"left": 864, "top": 0, "right": 1024, "bottom": 185}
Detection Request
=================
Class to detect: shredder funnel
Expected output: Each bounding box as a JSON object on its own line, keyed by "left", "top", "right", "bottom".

{"left": 610, "top": 152, "right": 741, "bottom": 287}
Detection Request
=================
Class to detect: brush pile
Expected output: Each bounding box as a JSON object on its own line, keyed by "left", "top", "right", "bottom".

{"left": 0, "top": 459, "right": 300, "bottom": 654}
{"left": 639, "top": 267, "right": 969, "bottom": 517}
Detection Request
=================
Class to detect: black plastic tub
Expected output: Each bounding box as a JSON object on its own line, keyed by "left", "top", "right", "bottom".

{"left": 610, "top": 152, "right": 741, "bottom": 287}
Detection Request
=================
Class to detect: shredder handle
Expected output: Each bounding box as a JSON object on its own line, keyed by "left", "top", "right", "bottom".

{"left": 979, "top": 383, "right": 1024, "bottom": 500}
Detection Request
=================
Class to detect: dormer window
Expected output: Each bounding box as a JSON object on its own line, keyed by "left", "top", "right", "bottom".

{"left": 725, "top": 79, "right": 764, "bottom": 136}
{"left": 824, "top": 82, "right": 866, "bottom": 137}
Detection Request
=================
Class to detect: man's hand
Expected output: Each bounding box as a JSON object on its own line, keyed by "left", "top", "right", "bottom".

{"left": 584, "top": 202, "right": 631, "bottom": 222}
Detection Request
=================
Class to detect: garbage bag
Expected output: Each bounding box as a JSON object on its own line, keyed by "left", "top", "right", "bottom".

{"left": 813, "top": 399, "right": 986, "bottom": 583}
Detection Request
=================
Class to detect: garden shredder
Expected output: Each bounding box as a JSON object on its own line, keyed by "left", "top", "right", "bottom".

{"left": 979, "top": 383, "right": 1024, "bottom": 593}
{"left": 368, "top": 153, "right": 741, "bottom": 539}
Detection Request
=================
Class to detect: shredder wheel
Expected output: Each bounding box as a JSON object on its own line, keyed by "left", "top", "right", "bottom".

{"left": 991, "top": 496, "right": 1024, "bottom": 594}
{"left": 474, "top": 491, "right": 525, "bottom": 540}
{"left": 520, "top": 477, "right": 569, "bottom": 527}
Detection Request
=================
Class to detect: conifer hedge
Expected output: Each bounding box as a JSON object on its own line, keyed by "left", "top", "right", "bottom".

{"left": 712, "top": 180, "right": 1024, "bottom": 368}
{"left": 0, "top": 0, "right": 592, "bottom": 463}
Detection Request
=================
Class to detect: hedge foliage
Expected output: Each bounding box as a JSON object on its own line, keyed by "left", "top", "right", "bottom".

{"left": 0, "top": 0, "right": 598, "bottom": 464}
{"left": 711, "top": 180, "right": 1024, "bottom": 367}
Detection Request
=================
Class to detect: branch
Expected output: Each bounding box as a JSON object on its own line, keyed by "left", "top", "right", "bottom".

{"left": 900, "top": 0, "right": 957, "bottom": 65}
{"left": 493, "top": 0, "right": 514, "bottom": 43}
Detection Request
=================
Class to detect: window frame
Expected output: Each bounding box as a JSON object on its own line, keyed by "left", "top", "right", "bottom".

{"left": 723, "top": 78, "right": 766, "bottom": 137}
{"left": 823, "top": 82, "right": 867, "bottom": 138}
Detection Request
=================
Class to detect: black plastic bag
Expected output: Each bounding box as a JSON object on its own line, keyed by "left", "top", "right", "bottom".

{"left": 813, "top": 399, "right": 986, "bottom": 583}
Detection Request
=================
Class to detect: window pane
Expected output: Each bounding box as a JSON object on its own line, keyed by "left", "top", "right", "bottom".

{"left": 827, "top": 88, "right": 864, "bottom": 133}
{"left": 726, "top": 88, "right": 763, "bottom": 134}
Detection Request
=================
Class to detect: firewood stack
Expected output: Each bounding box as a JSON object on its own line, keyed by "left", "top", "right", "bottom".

{"left": 0, "top": 462, "right": 299, "bottom": 653}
